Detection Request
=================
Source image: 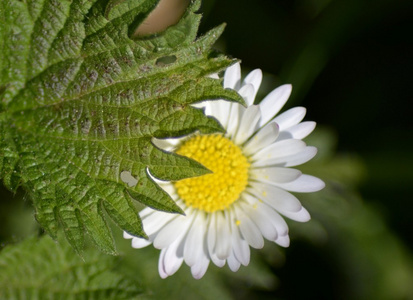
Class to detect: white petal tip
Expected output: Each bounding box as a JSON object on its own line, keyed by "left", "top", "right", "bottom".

{"left": 246, "top": 68, "right": 263, "bottom": 79}
{"left": 294, "top": 207, "right": 311, "bottom": 222}
{"left": 276, "top": 84, "right": 293, "bottom": 96}
{"left": 211, "top": 256, "right": 226, "bottom": 268}
{"left": 123, "top": 231, "right": 133, "bottom": 239}
{"left": 275, "top": 235, "right": 290, "bottom": 247}
{"left": 224, "top": 63, "right": 241, "bottom": 89}
{"left": 131, "top": 237, "right": 152, "bottom": 249}
{"left": 298, "top": 174, "right": 325, "bottom": 192}
{"left": 192, "top": 274, "right": 203, "bottom": 280}
{"left": 191, "top": 267, "right": 208, "bottom": 280}
{"left": 229, "top": 264, "right": 241, "bottom": 272}
{"left": 316, "top": 179, "right": 326, "bottom": 191}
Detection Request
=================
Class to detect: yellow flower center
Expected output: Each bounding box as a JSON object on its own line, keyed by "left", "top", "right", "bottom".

{"left": 174, "top": 134, "right": 250, "bottom": 213}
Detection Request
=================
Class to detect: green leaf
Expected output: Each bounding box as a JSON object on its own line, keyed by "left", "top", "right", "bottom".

{"left": 0, "top": 0, "right": 243, "bottom": 255}
{"left": 0, "top": 236, "right": 143, "bottom": 299}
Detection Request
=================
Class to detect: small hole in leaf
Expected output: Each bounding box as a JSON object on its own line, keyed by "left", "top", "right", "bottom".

{"left": 120, "top": 171, "right": 139, "bottom": 187}
{"left": 155, "top": 55, "right": 177, "bottom": 66}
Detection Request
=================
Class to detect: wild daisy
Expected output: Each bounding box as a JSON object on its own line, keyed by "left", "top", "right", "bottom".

{"left": 124, "top": 63, "right": 325, "bottom": 279}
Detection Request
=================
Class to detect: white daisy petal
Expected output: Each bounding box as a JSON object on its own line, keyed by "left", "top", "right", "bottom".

{"left": 206, "top": 213, "right": 226, "bottom": 267}
{"left": 158, "top": 249, "right": 169, "bottom": 279}
{"left": 277, "top": 121, "right": 316, "bottom": 140}
{"left": 226, "top": 85, "right": 258, "bottom": 139}
{"left": 259, "top": 202, "right": 289, "bottom": 237}
{"left": 227, "top": 252, "right": 241, "bottom": 272}
{"left": 152, "top": 137, "right": 183, "bottom": 151}
{"left": 126, "top": 62, "right": 324, "bottom": 279}
{"left": 241, "top": 193, "right": 289, "bottom": 237}
{"left": 275, "top": 235, "right": 290, "bottom": 247}
{"left": 215, "top": 211, "right": 232, "bottom": 259}
{"left": 131, "top": 237, "right": 152, "bottom": 249}
{"left": 153, "top": 214, "right": 192, "bottom": 249}
{"left": 251, "top": 139, "right": 306, "bottom": 164}
{"left": 207, "top": 215, "right": 226, "bottom": 267}
{"left": 274, "top": 175, "right": 326, "bottom": 193}
{"left": 191, "top": 254, "right": 210, "bottom": 279}
{"left": 280, "top": 206, "right": 311, "bottom": 222}
{"left": 224, "top": 62, "right": 241, "bottom": 89}
{"left": 229, "top": 209, "right": 250, "bottom": 266}
{"left": 199, "top": 101, "right": 210, "bottom": 113}
{"left": 238, "top": 83, "right": 255, "bottom": 107}
{"left": 258, "top": 84, "right": 292, "bottom": 127}
{"left": 211, "top": 253, "right": 226, "bottom": 268}
{"left": 240, "top": 202, "right": 278, "bottom": 241}
{"left": 226, "top": 103, "right": 241, "bottom": 137}
{"left": 123, "top": 231, "right": 134, "bottom": 239}
{"left": 250, "top": 167, "right": 302, "bottom": 184}
{"left": 253, "top": 146, "right": 317, "bottom": 168}
{"left": 243, "top": 121, "right": 279, "bottom": 155}
{"left": 249, "top": 183, "right": 302, "bottom": 213}
{"left": 279, "top": 146, "right": 318, "bottom": 167}
{"left": 243, "top": 69, "right": 263, "bottom": 103}
{"left": 184, "top": 212, "right": 206, "bottom": 266}
{"left": 206, "top": 213, "right": 217, "bottom": 256}
{"left": 234, "top": 241, "right": 250, "bottom": 266}
{"left": 233, "top": 105, "right": 261, "bottom": 145}
{"left": 139, "top": 207, "right": 154, "bottom": 219}
{"left": 235, "top": 205, "right": 264, "bottom": 249}
{"left": 273, "top": 107, "right": 306, "bottom": 131}
{"left": 141, "top": 210, "right": 176, "bottom": 237}
{"left": 164, "top": 255, "right": 184, "bottom": 277}
{"left": 203, "top": 100, "right": 213, "bottom": 116}
{"left": 164, "top": 238, "right": 185, "bottom": 276}
{"left": 207, "top": 100, "right": 232, "bottom": 129}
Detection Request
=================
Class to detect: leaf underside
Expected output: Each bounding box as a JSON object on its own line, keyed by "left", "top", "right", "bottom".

{"left": 0, "top": 0, "right": 243, "bottom": 254}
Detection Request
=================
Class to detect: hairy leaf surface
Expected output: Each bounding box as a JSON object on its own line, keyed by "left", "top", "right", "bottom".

{"left": 0, "top": 0, "right": 242, "bottom": 254}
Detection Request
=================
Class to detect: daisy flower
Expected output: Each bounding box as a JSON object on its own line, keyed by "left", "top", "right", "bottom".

{"left": 124, "top": 63, "right": 325, "bottom": 279}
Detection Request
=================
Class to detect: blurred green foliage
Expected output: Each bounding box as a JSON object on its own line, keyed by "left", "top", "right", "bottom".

{"left": 0, "top": 235, "right": 143, "bottom": 299}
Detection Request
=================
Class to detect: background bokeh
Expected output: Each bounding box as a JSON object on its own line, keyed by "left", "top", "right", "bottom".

{"left": 1, "top": 0, "right": 412, "bottom": 299}
{"left": 199, "top": 0, "right": 413, "bottom": 298}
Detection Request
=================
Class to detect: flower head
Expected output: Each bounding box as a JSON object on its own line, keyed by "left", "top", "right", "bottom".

{"left": 124, "top": 63, "right": 325, "bottom": 279}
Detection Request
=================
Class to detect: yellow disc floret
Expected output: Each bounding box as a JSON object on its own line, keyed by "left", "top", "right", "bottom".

{"left": 174, "top": 134, "right": 250, "bottom": 213}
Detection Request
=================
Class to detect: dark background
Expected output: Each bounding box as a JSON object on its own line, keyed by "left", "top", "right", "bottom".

{"left": 201, "top": 0, "right": 412, "bottom": 247}
{"left": 199, "top": 0, "right": 412, "bottom": 298}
